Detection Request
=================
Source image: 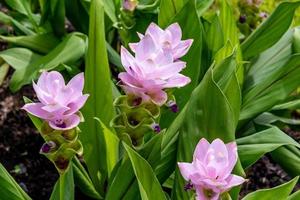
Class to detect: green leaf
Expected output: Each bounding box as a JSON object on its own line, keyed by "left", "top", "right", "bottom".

{"left": 195, "top": 0, "right": 214, "bottom": 16}
{"left": 0, "top": 163, "right": 31, "bottom": 200}
{"left": 72, "top": 158, "right": 102, "bottom": 199}
{"left": 236, "top": 127, "right": 300, "bottom": 168}
{"left": 95, "top": 118, "right": 119, "bottom": 176}
{"left": 254, "top": 112, "right": 300, "bottom": 126}
{"left": 103, "top": 0, "right": 117, "bottom": 23}
{"left": 242, "top": 177, "right": 299, "bottom": 200}
{"left": 50, "top": 165, "right": 74, "bottom": 200}
{"left": 241, "top": 1, "right": 300, "bottom": 59}
{"left": 65, "top": 0, "right": 89, "bottom": 34}
{"left": 106, "top": 134, "right": 163, "bottom": 200}
{"left": 0, "top": 34, "right": 60, "bottom": 54}
{"left": 123, "top": 142, "right": 167, "bottom": 200}
{"left": 10, "top": 33, "right": 86, "bottom": 92}
{"left": 41, "top": 0, "right": 66, "bottom": 37}
{"left": 288, "top": 190, "right": 300, "bottom": 200}
{"left": 79, "top": 0, "right": 115, "bottom": 194}
{"left": 5, "top": 0, "right": 37, "bottom": 29}
{"left": 241, "top": 29, "right": 300, "bottom": 121}
{"left": 0, "top": 62, "right": 9, "bottom": 86}
{"left": 218, "top": 0, "right": 243, "bottom": 83}
{"left": 271, "top": 145, "right": 300, "bottom": 177}
{"left": 0, "top": 11, "right": 35, "bottom": 35}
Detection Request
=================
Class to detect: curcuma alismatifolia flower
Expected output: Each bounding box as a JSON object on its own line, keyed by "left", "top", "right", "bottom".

{"left": 178, "top": 138, "right": 245, "bottom": 200}
{"left": 22, "top": 71, "right": 89, "bottom": 130}
{"left": 118, "top": 22, "right": 193, "bottom": 106}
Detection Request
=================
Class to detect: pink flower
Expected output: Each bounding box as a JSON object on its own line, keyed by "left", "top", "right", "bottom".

{"left": 130, "top": 22, "right": 193, "bottom": 60}
{"left": 178, "top": 138, "right": 245, "bottom": 200}
{"left": 118, "top": 23, "right": 192, "bottom": 105}
{"left": 23, "top": 71, "right": 89, "bottom": 130}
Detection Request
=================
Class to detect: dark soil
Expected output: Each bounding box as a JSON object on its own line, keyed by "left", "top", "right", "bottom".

{"left": 0, "top": 73, "right": 58, "bottom": 199}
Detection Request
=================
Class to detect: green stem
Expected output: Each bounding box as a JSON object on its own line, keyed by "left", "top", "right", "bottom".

{"left": 59, "top": 173, "right": 66, "bottom": 200}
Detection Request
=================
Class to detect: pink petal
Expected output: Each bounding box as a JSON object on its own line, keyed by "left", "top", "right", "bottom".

{"left": 194, "top": 138, "right": 210, "bottom": 161}
{"left": 129, "top": 42, "right": 138, "bottom": 52}
{"left": 205, "top": 139, "right": 229, "bottom": 175}
{"left": 223, "top": 142, "right": 238, "bottom": 178}
{"left": 137, "top": 32, "right": 144, "bottom": 39}
{"left": 36, "top": 71, "right": 48, "bottom": 91}
{"left": 65, "top": 94, "right": 89, "bottom": 115}
{"left": 164, "top": 74, "right": 191, "bottom": 88}
{"left": 55, "top": 87, "right": 74, "bottom": 105}
{"left": 33, "top": 81, "right": 54, "bottom": 105}
{"left": 45, "top": 71, "right": 65, "bottom": 96}
{"left": 41, "top": 104, "right": 69, "bottom": 116}
{"left": 67, "top": 72, "right": 84, "bottom": 96}
{"left": 136, "top": 35, "right": 157, "bottom": 61}
{"left": 118, "top": 72, "right": 141, "bottom": 88}
{"left": 145, "top": 22, "right": 164, "bottom": 39}
{"left": 49, "top": 114, "right": 80, "bottom": 130}
{"left": 177, "top": 162, "right": 196, "bottom": 181}
{"left": 147, "top": 61, "right": 186, "bottom": 79}
{"left": 22, "top": 103, "right": 51, "bottom": 119}
{"left": 121, "top": 46, "right": 135, "bottom": 71}
{"left": 148, "top": 89, "right": 167, "bottom": 106}
{"left": 224, "top": 175, "right": 245, "bottom": 191}
{"left": 173, "top": 39, "right": 193, "bottom": 59}
{"left": 166, "top": 23, "right": 182, "bottom": 45}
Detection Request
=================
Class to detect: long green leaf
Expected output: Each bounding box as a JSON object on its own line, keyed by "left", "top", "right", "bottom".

{"left": 241, "top": 1, "right": 300, "bottom": 59}
{"left": 0, "top": 163, "right": 31, "bottom": 200}
{"left": 10, "top": 33, "right": 86, "bottom": 92}
{"left": 242, "top": 177, "right": 299, "bottom": 200}
{"left": 237, "top": 127, "right": 300, "bottom": 168}
{"left": 50, "top": 165, "right": 74, "bottom": 200}
{"left": 0, "top": 34, "right": 60, "bottom": 54}
{"left": 123, "top": 143, "right": 167, "bottom": 200}
{"left": 80, "top": 0, "right": 115, "bottom": 194}
{"left": 72, "top": 158, "right": 102, "bottom": 199}
{"left": 271, "top": 145, "right": 300, "bottom": 177}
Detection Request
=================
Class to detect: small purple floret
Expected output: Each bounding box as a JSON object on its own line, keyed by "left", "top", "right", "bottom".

{"left": 167, "top": 101, "right": 179, "bottom": 113}
{"left": 41, "top": 141, "right": 56, "bottom": 153}
{"left": 152, "top": 123, "right": 161, "bottom": 133}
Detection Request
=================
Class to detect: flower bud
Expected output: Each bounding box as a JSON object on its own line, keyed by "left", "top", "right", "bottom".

{"left": 167, "top": 100, "right": 179, "bottom": 113}
{"left": 122, "top": 0, "right": 138, "bottom": 12}
{"left": 40, "top": 141, "right": 56, "bottom": 154}
{"left": 151, "top": 123, "right": 161, "bottom": 133}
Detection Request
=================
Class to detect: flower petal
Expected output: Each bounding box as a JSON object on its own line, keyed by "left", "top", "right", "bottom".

{"left": 194, "top": 138, "right": 210, "bottom": 161}
{"left": 173, "top": 39, "right": 193, "bottom": 59}
{"left": 166, "top": 23, "right": 182, "bottom": 45}
{"left": 49, "top": 114, "right": 81, "bottom": 130}
{"left": 22, "top": 103, "right": 51, "bottom": 119}
{"left": 164, "top": 74, "right": 191, "bottom": 88}
{"left": 65, "top": 94, "right": 89, "bottom": 115}
{"left": 178, "top": 162, "right": 196, "bottom": 181}
{"left": 136, "top": 34, "right": 157, "bottom": 61}
{"left": 67, "top": 72, "right": 84, "bottom": 97}
{"left": 145, "top": 22, "right": 164, "bottom": 40}
{"left": 224, "top": 175, "right": 245, "bottom": 191}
